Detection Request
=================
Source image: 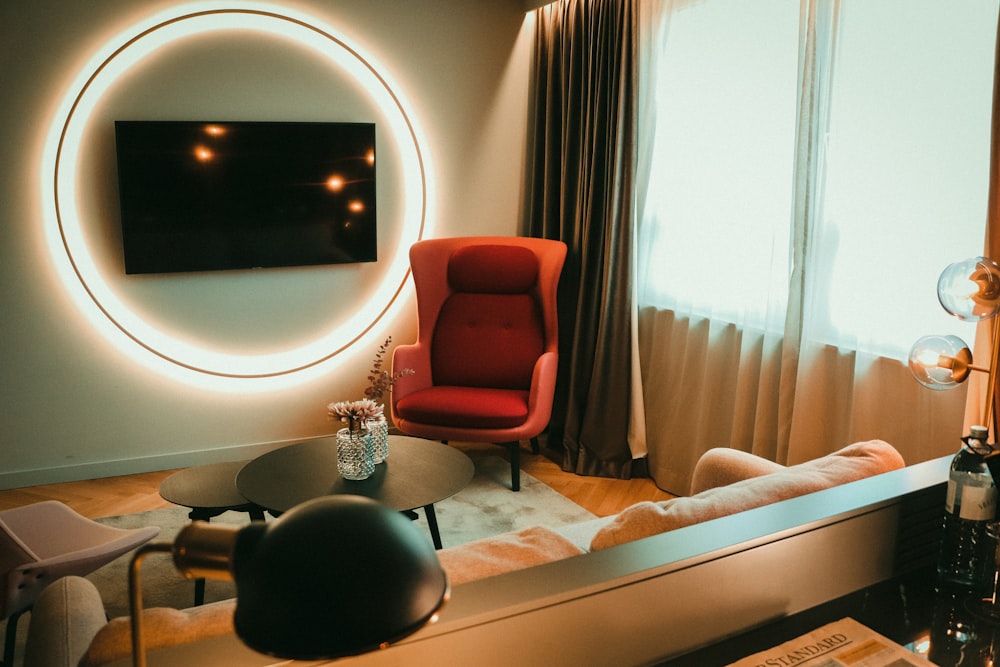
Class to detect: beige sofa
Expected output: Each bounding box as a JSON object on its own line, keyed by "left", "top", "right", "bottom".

{"left": 24, "top": 440, "right": 904, "bottom": 667}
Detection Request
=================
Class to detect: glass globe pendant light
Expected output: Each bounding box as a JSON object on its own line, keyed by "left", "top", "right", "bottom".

{"left": 908, "top": 334, "right": 977, "bottom": 390}
{"left": 909, "top": 257, "right": 1000, "bottom": 429}
{"left": 937, "top": 256, "right": 1000, "bottom": 321}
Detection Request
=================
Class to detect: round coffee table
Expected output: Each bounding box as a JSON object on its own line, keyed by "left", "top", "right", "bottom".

{"left": 236, "top": 435, "right": 474, "bottom": 549}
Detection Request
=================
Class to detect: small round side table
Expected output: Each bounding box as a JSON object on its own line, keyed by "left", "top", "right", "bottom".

{"left": 159, "top": 460, "right": 265, "bottom": 604}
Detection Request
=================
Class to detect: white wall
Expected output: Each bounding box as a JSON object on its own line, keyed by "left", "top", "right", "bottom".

{"left": 0, "top": 0, "right": 534, "bottom": 487}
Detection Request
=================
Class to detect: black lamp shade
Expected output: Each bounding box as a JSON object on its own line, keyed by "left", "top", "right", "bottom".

{"left": 230, "top": 495, "right": 449, "bottom": 659}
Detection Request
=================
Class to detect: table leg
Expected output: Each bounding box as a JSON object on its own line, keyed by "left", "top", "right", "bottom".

{"left": 423, "top": 504, "right": 443, "bottom": 550}
{"left": 185, "top": 507, "right": 264, "bottom": 605}
{"left": 192, "top": 579, "right": 206, "bottom": 607}
{"left": 186, "top": 510, "right": 210, "bottom": 606}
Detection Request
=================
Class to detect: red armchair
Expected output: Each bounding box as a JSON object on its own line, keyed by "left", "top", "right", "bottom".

{"left": 391, "top": 236, "right": 567, "bottom": 491}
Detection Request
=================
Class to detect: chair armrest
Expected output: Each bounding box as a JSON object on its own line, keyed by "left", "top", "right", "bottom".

{"left": 526, "top": 351, "right": 558, "bottom": 420}
{"left": 391, "top": 343, "right": 432, "bottom": 399}
{"left": 24, "top": 576, "right": 107, "bottom": 667}
{"left": 689, "top": 448, "right": 786, "bottom": 495}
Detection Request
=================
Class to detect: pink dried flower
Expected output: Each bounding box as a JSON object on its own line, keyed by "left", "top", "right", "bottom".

{"left": 328, "top": 399, "right": 384, "bottom": 432}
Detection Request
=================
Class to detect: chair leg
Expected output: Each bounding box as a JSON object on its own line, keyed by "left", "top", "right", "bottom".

{"left": 530, "top": 437, "right": 540, "bottom": 454}
{"left": 503, "top": 442, "right": 521, "bottom": 492}
{"left": 4, "top": 607, "right": 26, "bottom": 667}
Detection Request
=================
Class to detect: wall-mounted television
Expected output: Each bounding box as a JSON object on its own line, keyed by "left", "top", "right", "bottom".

{"left": 114, "top": 120, "right": 377, "bottom": 275}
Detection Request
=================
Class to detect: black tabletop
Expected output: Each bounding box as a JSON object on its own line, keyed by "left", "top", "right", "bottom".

{"left": 236, "top": 435, "right": 475, "bottom": 514}
{"left": 159, "top": 460, "right": 255, "bottom": 512}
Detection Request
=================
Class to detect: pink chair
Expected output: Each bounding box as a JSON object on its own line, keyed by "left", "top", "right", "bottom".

{"left": 391, "top": 236, "right": 567, "bottom": 491}
{"left": 0, "top": 501, "right": 159, "bottom": 665}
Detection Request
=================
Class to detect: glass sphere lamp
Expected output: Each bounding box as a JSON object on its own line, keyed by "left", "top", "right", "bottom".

{"left": 937, "top": 256, "right": 1000, "bottom": 321}
{"left": 910, "top": 257, "right": 1000, "bottom": 430}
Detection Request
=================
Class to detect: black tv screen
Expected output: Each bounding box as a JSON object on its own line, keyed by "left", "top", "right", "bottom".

{"left": 114, "top": 120, "right": 376, "bottom": 274}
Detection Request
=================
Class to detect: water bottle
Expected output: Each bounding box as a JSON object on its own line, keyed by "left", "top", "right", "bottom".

{"left": 937, "top": 425, "right": 998, "bottom": 590}
{"left": 929, "top": 579, "right": 1000, "bottom": 664}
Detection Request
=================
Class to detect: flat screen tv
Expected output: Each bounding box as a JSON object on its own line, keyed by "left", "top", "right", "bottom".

{"left": 114, "top": 120, "right": 377, "bottom": 274}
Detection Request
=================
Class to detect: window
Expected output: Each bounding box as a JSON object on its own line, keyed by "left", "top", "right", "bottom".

{"left": 638, "top": 0, "right": 996, "bottom": 359}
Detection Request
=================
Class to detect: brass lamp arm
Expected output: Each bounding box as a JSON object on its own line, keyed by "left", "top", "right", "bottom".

{"left": 128, "top": 542, "right": 171, "bottom": 667}
{"left": 128, "top": 523, "right": 241, "bottom": 667}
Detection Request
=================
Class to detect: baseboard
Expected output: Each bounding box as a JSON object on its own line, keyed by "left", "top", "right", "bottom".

{"left": 0, "top": 433, "right": 335, "bottom": 490}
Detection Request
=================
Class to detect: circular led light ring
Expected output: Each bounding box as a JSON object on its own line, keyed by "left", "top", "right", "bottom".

{"left": 49, "top": 7, "right": 426, "bottom": 378}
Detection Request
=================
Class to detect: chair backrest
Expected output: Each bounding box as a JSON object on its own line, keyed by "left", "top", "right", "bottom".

{"left": 408, "top": 236, "right": 567, "bottom": 392}
{"left": 432, "top": 244, "right": 544, "bottom": 389}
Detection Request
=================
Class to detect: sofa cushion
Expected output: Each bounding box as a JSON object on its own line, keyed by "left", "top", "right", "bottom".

{"left": 590, "top": 440, "right": 905, "bottom": 551}
{"left": 437, "top": 525, "right": 584, "bottom": 585}
{"left": 81, "top": 598, "right": 236, "bottom": 667}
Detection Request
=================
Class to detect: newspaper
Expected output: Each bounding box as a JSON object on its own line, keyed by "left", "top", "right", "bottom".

{"left": 726, "top": 617, "right": 924, "bottom": 667}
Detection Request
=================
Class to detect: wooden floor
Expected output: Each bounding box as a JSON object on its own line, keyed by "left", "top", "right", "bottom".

{"left": 0, "top": 441, "right": 675, "bottom": 520}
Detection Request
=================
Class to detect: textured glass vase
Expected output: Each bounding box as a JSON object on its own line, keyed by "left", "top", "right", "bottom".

{"left": 336, "top": 428, "right": 375, "bottom": 480}
{"left": 368, "top": 414, "right": 389, "bottom": 464}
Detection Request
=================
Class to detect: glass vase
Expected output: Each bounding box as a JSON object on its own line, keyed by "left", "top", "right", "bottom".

{"left": 368, "top": 414, "right": 389, "bottom": 464}
{"left": 336, "top": 427, "right": 375, "bottom": 480}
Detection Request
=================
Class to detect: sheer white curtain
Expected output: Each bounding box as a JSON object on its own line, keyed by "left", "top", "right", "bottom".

{"left": 635, "top": 0, "right": 997, "bottom": 494}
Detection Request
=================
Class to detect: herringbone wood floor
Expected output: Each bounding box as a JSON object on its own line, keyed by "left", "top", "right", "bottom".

{"left": 0, "top": 441, "right": 674, "bottom": 520}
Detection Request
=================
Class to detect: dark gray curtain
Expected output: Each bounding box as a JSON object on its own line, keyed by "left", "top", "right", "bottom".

{"left": 524, "top": 0, "right": 637, "bottom": 479}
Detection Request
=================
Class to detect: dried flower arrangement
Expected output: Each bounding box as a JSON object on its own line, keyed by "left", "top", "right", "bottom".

{"left": 363, "top": 336, "right": 414, "bottom": 403}
{"left": 326, "top": 338, "right": 413, "bottom": 434}
{"left": 328, "top": 399, "right": 384, "bottom": 433}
